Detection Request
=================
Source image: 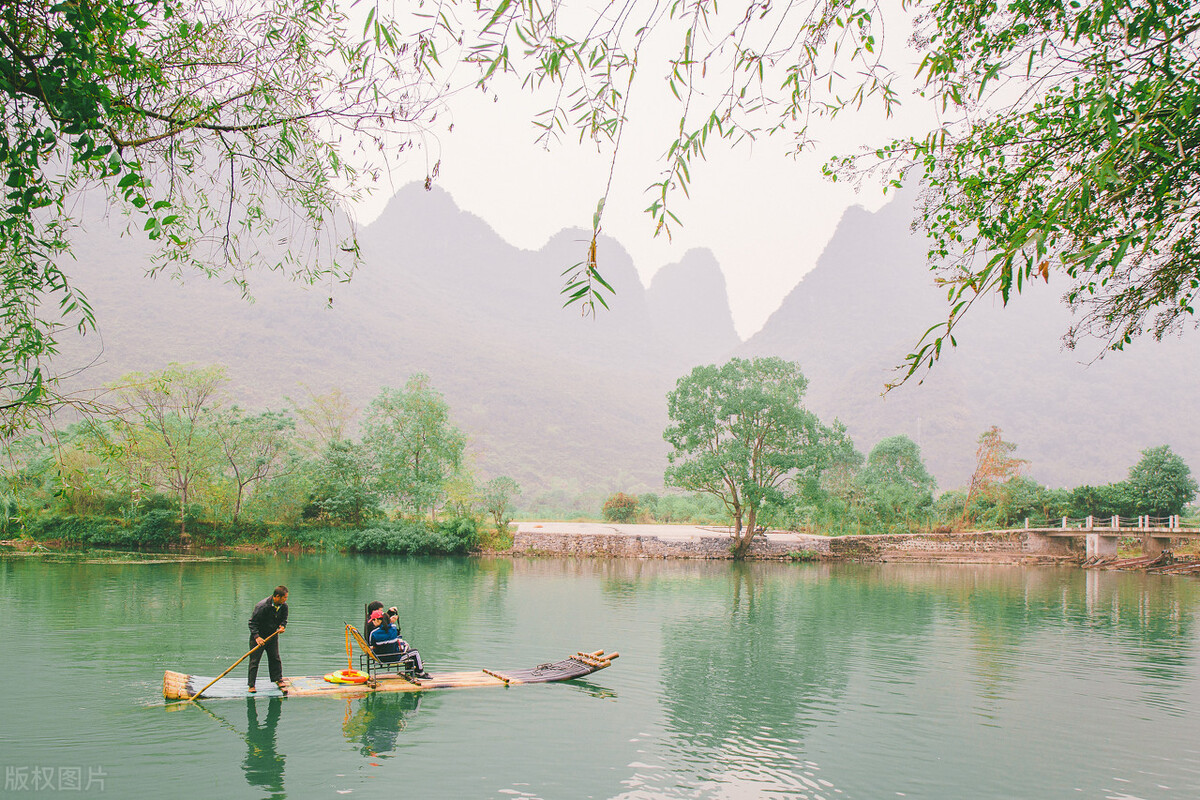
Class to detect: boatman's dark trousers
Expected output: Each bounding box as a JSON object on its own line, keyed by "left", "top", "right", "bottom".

{"left": 247, "top": 635, "right": 283, "bottom": 686}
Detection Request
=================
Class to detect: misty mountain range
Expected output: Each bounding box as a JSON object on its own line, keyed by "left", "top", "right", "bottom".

{"left": 53, "top": 183, "right": 1200, "bottom": 507}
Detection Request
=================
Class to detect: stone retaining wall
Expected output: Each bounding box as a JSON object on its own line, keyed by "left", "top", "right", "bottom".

{"left": 513, "top": 531, "right": 809, "bottom": 559}
{"left": 513, "top": 529, "right": 1049, "bottom": 561}
{"left": 828, "top": 532, "right": 1028, "bottom": 561}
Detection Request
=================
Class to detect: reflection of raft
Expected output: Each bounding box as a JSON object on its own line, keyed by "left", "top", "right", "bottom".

{"left": 162, "top": 650, "right": 619, "bottom": 701}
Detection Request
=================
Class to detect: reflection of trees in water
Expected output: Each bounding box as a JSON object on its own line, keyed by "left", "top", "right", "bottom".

{"left": 341, "top": 692, "right": 422, "bottom": 757}
{"left": 243, "top": 697, "right": 285, "bottom": 799}
{"left": 654, "top": 562, "right": 1200, "bottom": 792}
{"left": 873, "top": 565, "right": 1199, "bottom": 709}
{"left": 657, "top": 564, "right": 939, "bottom": 789}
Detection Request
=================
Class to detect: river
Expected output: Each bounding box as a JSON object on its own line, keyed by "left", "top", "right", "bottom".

{"left": 1, "top": 553, "right": 1198, "bottom": 799}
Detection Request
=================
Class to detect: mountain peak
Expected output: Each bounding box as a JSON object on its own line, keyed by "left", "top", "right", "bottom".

{"left": 646, "top": 248, "right": 740, "bottom": 367}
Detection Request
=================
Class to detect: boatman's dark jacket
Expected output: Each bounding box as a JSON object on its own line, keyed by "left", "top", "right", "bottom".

{"left": 248, "top": 596, "right": 289, "bottom": 641}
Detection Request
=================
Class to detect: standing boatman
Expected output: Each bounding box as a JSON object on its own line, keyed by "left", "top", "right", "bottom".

{"left": 248, "top": 585, "right": 289, "bottom": 694}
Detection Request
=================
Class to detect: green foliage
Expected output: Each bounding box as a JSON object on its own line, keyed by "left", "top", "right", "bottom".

{"left": 0, "top": 365, "right": 512, "bottom": 550}
{"left": 0, "top": 0, "right": 444, "bottom": 418}
{"left": 437, "top": 516, "right": 481, "bottom": 552}
{"left": 482, "top": 475, "right": 521, "bottom": 532}
{"left": 664, "top": 357, "right": 843, "bottom": 557}
{"left": 442, "top": 470, "right": 480, "bottom": 520}
{"left": 213, "top": 407, "right": 296, "bottom": 523}
{"left": 306, "top": 440, "right": 382, "bottom": 524}
{"left": 1070, "top": 483, "right": 1136, "bottom": 519}
{"left": 932, "top": 490, "right": 966, "bottom": 529}
{"left": 601, "top": 492, "right": 639, "bottom": 523}
{"left": 633, "top": 492, "right": 728, "bottom": 525}
{"left": 269, "top": 525, "right": 353, "bottom": 552}
{"left": 0, "top": 494, "right": 18, "bottom": 536}
{"left": 23, "top": 510, "right": 181, "bottom": 548}
{"left": 476, "top": 523, "right": 515, "bottom": 551}
{"left": 854, "top": 436, "right": 936, "bottom": 531}
{"left": 242, "top": 469, "right": 311, "bottom": 525}
{"left": 105, "top": 363, "right": 230, "bottom": 536}
{"left": 1061, "top": 448, "right": 1197, "bottom": 520}
{"left": 363, "top": 375, "right": 466, "bottom": 518}
{"left": 859, "top": 436, "right": 936, "bottom": 494}
{"left": 1127, "top": 445, "right": 1198, "bottom": 517}
{"left": 865, "top": 0, "right": 1200, "bottom": 381}
{"left": 345, "top": 517, "right": 479, "bottom": 556}
{"left": 963, "top": 477, "right": 1066, "bottom": 530}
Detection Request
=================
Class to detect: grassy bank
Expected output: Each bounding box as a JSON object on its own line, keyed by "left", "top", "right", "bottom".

{"left": 13, "top": 514, "right": 499, "bottom": 557}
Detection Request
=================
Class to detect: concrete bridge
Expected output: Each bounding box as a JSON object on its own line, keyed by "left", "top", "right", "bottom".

{"left": 1021, "top": 515, "right": 1199, "bottom": 559}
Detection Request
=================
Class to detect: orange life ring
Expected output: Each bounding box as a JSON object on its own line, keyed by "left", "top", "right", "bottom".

{"left": 323, "top": 669, "right": 369, "bottom": 685}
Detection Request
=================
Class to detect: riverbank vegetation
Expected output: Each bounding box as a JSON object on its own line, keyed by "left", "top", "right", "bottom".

{"left": 649, "top": 358, "right": 1198, "bottom": 557}
{"left": 0, "top": 365, "right": 517, "bottom": 555}
{"left": 2, "top": 358, "right": 1196, "bottom": 558}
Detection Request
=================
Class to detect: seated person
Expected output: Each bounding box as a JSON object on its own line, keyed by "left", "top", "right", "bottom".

{"left": 364, "top": 600, "right": 385, "bottom": 636}
{"left": 367, "top": 608, "right": 431, "bottom": 680}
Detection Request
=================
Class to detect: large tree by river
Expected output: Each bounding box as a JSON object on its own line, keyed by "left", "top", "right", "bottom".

{"left": 664, "top": 357, "right": 843, "bottom": 559}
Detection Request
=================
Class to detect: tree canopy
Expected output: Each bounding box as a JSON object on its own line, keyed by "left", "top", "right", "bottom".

{"left": 105, "top": 362, "right": 229, "bottom": 534}
{"left": 363, "top": 374, "right": 466, "bottom": 519}
{"left": 663, "top": 357, "right": 839, "bottom": 558}
{"left": 964, "top": 426, "right": 1026, "bottom": 522}
{"left": 871, "top": 0, "right": 1200, "bottom": 383}
{"left": 1, "top": 0, "right": 440, "bottom": 418}
{"left": 856, "top": 435, "right": 936, "bottom": 528}
{"left": 1127, "top": 445, "right": 1198, "bottom": 517}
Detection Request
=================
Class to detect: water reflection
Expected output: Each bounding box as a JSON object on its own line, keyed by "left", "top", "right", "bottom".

{"left": 6, "top": 554, "right": 1200, "bottom": 800}
{"left": 341, "top": 693, "right": 422, "bottom": 757}
{"left": 651, "top": 565, "right": 870, "bottom": 796}
{"left": 244, "top": 697, "right": 285, "bottom": 799}
{"left": 566, "top": 679, "right": 619, "bottom": 700}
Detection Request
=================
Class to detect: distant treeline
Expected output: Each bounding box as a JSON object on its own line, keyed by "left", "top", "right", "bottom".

{"left": 623, "top": 358, "right": 1199, "bottom": 554}
{"left": 1, "top": 364, "right": 520, "bottom": 553}
{"left": 3, "top": 361, "right": 1197, "bottom": 552}
{"left": 602, "top": 432, "right": 1198, "bottom": 536}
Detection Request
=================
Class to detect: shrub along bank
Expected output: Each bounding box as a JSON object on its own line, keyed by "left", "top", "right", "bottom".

{"left": 16, "top": 512, "right": 482, "bottom": 556}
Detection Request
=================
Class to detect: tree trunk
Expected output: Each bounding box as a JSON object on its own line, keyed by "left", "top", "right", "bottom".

{"left": 731, "top": 506, "right": 755, "bottom": 560}
{"left": 179, "top": 487, "right": 188, "bottom": 538}
{"left": 232, "top": 484, "right": 244, "bottom": 525}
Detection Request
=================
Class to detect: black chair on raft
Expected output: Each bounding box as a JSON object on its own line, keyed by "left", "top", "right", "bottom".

{"left": 359, "top": 649, "right": 422, "bottom": 680}
{"left": 347, "top": 624, "right": 421, "bottom": 681}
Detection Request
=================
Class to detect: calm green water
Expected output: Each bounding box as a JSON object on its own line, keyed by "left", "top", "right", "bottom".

{"left": 2, "top": 553, "right": 1199, "bottom": 799}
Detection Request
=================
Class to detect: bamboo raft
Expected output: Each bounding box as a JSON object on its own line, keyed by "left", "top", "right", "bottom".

{"left": 163, "top": 649, "right": 619, "bottom": 701}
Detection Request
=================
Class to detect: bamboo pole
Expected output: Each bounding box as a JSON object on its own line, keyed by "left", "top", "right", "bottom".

{"left": 186, "top": 628, "right": 281, "bottom": 702}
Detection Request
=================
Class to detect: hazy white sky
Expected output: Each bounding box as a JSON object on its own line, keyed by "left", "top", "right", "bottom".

{"left": 347, "top": 6, "right": 936, "bottom": 340}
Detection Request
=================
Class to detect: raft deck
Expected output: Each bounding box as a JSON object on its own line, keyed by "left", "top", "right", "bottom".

{"left": 163, "top": 649, "right": 618, "bottom": 701}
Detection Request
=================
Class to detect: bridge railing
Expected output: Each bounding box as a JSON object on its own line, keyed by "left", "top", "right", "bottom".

{"left": 1020, "top": 515, "right": 1200, "bottom": 531}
